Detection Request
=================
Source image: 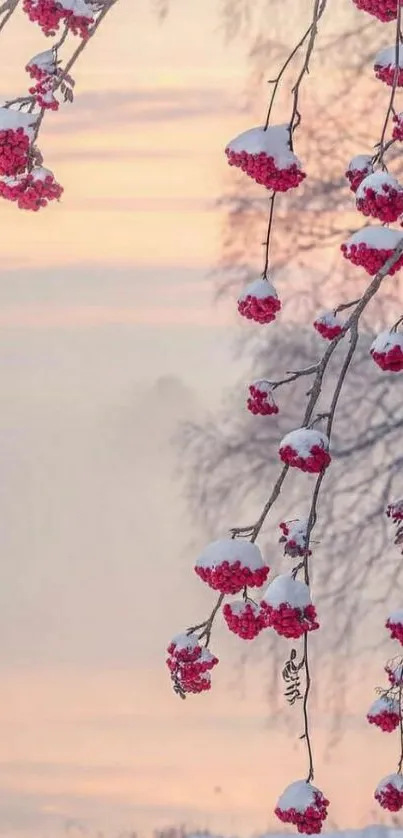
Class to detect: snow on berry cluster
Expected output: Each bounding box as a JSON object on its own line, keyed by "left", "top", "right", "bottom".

{"left": 0, "top": 167, "right": 63, "bottom": 211}
{"left": 166, "top": 633, "right": 218, "bottom": 696}
{"left": 375, "top": 774, "right": 403, "bottom": 812}
{"left": 238, "top": 277, "right": 281, "bottom": 324}
{"left": 341, "top": 227, "right": 403, "bottom": 276}
{"left": 26, "top": 49, "right": 61, "bottom": 111}
{"left": 367, "top": 696, "right": 400, "bottom": 732}
{"left": 374, "top": 45, "right": 403, "bottom": 87}
{"left": 345, "top": 154, "right": 373, "bottom": 193}
{"left": 356, "top": 171, "right": 403, "bottom": 223}
{"left": 275, "top": 781, "right": 329, "bottom": 834}
{"left": 225, "top": 125, "right": 305, "bottom": 192}
{"left": 260, "top": 575, "right": 319, "bottom": 640}
{"left": 23, "top": 0, "right": 95, "bottom": 38}
{"left": 370, "top": 330, "right": 403, "bottom": 372}
{"left": 194, "top": 538, "right": 269, "bottom": 595}
{"left": 279, "top": 518, "right": 311, "bottom": 558}
{"left": 223, "top": 600, "right": 265, "bottom": 639}
{"left": 247, "top": 380, "right": 278, "bottom": 415}
{"left": 313, "top": 311, "right": 343, "bottom": 341}
{"left": 279, "top": 428, "right": 331, "bottom": 473}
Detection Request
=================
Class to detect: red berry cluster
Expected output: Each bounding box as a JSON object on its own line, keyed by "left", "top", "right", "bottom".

{"left": 367, "top": 699, "right": 400, "bottom": 732}
{"left": 223, "top": 601, "right": 265, "bottom": 639}
{"left": 279, "top": 520, "right": 311, "bottom": 558}
{"left": 29, "top": 75, "right": 59, "bottom": 111}
{"left": 23, "top": 0, "right": 65, "bottom": 34}
{"left": 238, "top": 278, "right": 281, "bottom": 324}
{"left": 352, "top": 0, "right": 400, "bottom": 20}
{"left": 386, "top": 614, "right": 403, "bottom": 644}
{"left": 261, "top": 601, "right": 319, "bottom": 639}
{"left": 0, "top": 168, "right": 63, "bottom": 211}
{"left": 247, "top": 382, "right": 279, "bottom": 415}
{"left": 0, "top": 128, "right": 31, "bottom": 177}
{"left": 275, "top": 783, "right": 329, "bottom": 835}
{"left": 387, "top": 500, "right": 403, "bottom": 522}
{"left": 26, "top": 54, "right": 60, "bottom": 110}
{"left": 375, "top": 775, "right": 403, "bottom": 811}
{"left": 341, "top": 240, "right": 403, "bottom": 276}
{"left": 356, "top": 177, "right": 403, "bottom": 223}
{"left": 374, "top": 62, "right": 403, "bottom": 87}
{"left": 279, "top": 433, "right": 331, "bottom": 474}
{"left": 238, "top": 293, "right": 281, "bottom": 324}
{"left": 166, "top": 634, "right": 218, "bottom": 695}
{"left": 63, "top": 7, "right": 94, "bottom": 37}
{"left": 23, "top": 0, "right": 94, "bottom": 38}
{"left": 370, "top": 332, "right": 403, "bottom": 372}
{"left": 313, "top": 312, "right": 343, "bottom": 340}
{"left": 393, "top": 112, "right": 403, "bottom": 140}
{"left": 385, "top": 663, "right": 403, "bottom": 686}
{"left": 226, "top": 147, "right": 305, "bottom": 192}
{"left": 345, "top": 155, "right": 373, "bottom": 192}
{"left": 195, "top": 561, "right": 269, "bottom": 595}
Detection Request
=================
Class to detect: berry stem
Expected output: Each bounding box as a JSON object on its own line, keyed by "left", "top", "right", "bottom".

{"left": 262, "top": 192, "right": 276, "bottom": 279}
{"left": 288, "top": 0, "right": 327, "bottom": 144}
{"left": 187, "top": 592, "right": 225, "bottom": 645}
{"left": 398, "top": 680, "right": 403, "bottom": 774}
{"left": 376, "top": 0, "right": 402, "bottom": 165}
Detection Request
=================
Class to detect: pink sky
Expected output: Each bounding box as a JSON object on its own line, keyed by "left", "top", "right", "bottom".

{"left": 0, "top": 3, "right": 399, "bottom": 838}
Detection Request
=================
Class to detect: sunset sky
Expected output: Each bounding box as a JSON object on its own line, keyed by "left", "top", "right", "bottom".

{"left": 0, "top": 3, "right": 399, "bottom": 838}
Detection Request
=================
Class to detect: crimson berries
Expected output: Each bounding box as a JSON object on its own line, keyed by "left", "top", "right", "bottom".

{"left": 0, "top": 167, "right": 63, "bottom": 211}
{"left": 385, "top": 662, "right": 403, "bottom": 686}
{"left": 386, "top": 610, "right": 403, "bottom": 644}
{"left": 279, "top": 518, "right": 311, "bottom": 558}
{"left": 23, "top": 0, "right": 94, "bottom": 38}
{"left": 341, "top": 227, "right": 403, "bottom": 276}
{"left": 247, "top": 381, "right": 278, "bottom": 415}
{"left": 225, "top": 125, "right": 305, "bottom": 192}
{"left": 238, "top": 277, "right": 281, "bottom": 324}
{"left": 260, "top": 575, "right": 319, "bottom": 640}
{"left": 356, "top": 172, "right": 403, "bottom": 223}
{"left": 375, "top": 774, "right": 403, "bottom": 812}
{"left": 345, "top": 154, "right": 373, "bottom": 193}
{"left": 223, "top": 600, "right": 265, "bottom": 640}
{"left": 195, "top": 538, "right": 269, "bottom": 595}
{"left": 26, "top": 49, "right": 60, "bottom": 111}
{"left": 387, "top": 499, "right": 403, "bottom": 522}
{"left": 393, "top": 112, "right": 403, "bottom": 141}
{"left": 374, "top": 45, "right": 403, "bottom": 87}
{"left": 352, "top": 0, "right": 401, "bottom": 20}
{"left": 367, "top": 697, "right": 400, "bottom": 731}
{"left": 166, "top": 633, "right": 218, "bottom": 696}
{"left": 313, "top": 311, "right": 343, "bottom": 341}
{"left": 275, "top": 780, "right": 329, "bottom": 834}
{"left": 0, "top": 108, "right": 37, "bottom": 178}
{"left": 279, "top": 428, "right": 331, "bottom": 473}
{"left": 370, "top": 330, "right": 403, "bottom": 372}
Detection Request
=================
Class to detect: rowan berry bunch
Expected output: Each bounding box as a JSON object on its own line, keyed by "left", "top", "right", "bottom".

{"left": 167, "top": 0, "right": 403, "bottom": 829}
{"left": 0, "top": 0, "right": 118, "bottom": 211}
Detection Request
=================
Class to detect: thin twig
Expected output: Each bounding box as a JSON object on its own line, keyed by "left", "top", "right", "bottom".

{"left": 262, "top": 192, "right": 276, "bottom": 278}
{"left": 376, "top": 2, "right": 402, "bottom": 165}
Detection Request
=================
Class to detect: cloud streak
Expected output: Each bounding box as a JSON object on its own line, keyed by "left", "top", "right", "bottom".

{"left": 46, "top": 85, "right": 249, "bottom": 135}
